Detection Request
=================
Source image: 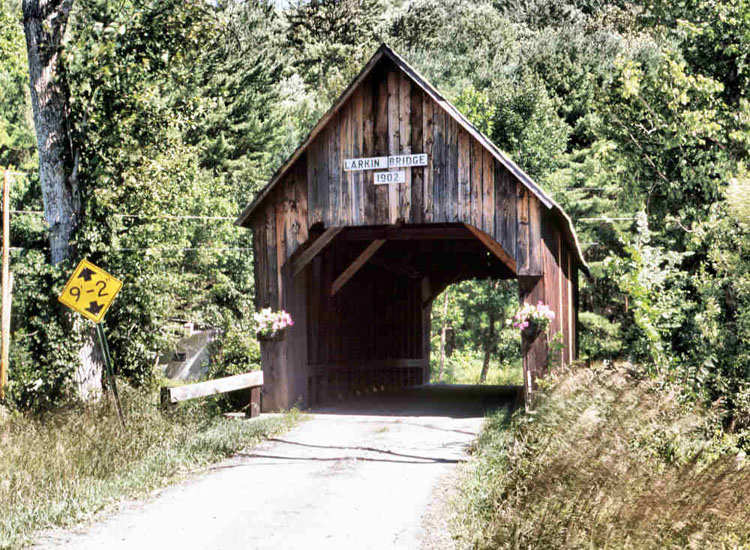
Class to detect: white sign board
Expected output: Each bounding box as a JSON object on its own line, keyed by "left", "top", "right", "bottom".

{"left": 374, "top": 171, "right": 406, "bottom": 185}
{"left": 388, "top": 154, "right": 428, "bottom": 168}
{"left": 344, "top": 157, "right": 388, "bottom": 171}
{"left": 344, "top": 154, "right": 428, "bottom": 172}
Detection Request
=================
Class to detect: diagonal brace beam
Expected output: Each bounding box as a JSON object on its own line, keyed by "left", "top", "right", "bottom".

{"left": 463, "top": 223, "right": 517, "bottom": 274}
{"left": 290, "top": 226, "right": 343, "bottom": 276}
{"left": 331, "top": 239, "right": 386, "bottom": 296}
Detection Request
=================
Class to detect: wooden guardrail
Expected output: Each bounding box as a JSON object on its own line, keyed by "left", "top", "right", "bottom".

{"left": 160, "top": 371, "right": 264, "bottom": 418}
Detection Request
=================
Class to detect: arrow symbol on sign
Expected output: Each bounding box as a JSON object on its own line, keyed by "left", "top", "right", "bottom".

{"left": 78, "top": 267, "right": 96, "bottom": 282}
{"left": 85, "top": 301, "right": 104, "bottom": 316}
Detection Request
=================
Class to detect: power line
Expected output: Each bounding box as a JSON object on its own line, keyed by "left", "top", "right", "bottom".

{"left": 9, "top": 246, "right": 252, "bottom": 252}
{"left": 578, "top": 217, "right": 637, "bottom": 222}
{"left": 7, "top": 210, "right": 237, "bottom": 221}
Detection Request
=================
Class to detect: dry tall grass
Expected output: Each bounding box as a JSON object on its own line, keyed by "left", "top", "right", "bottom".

{"left": 0, "top": 388, "right": 298, "bottom": 549}
{"left": 453, "top": 362, "right": 750, "bottom": 549}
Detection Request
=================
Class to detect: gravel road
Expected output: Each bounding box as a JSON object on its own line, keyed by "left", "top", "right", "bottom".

{"left": 35, "top": 385, "right": 516, "bottom": 550}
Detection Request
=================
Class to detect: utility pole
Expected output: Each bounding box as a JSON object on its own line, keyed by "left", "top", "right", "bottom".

{"left": 1, "top": 168, "right": 11, "bottom": 399}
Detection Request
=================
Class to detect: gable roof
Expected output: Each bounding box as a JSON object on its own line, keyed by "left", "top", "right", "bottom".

{"left": 236, "top": 43, "right": 588, "bottom": 272}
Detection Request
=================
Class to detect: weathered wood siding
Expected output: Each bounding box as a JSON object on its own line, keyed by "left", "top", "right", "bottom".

{"left": 279, "top": 62, "right": 532, "bottom": 271}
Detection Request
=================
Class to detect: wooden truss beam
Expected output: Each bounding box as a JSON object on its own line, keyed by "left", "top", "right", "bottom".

{"left": 463, "top": 223, "right": 517, "bottom": 274}
{"left": 339, "top": 225, "right": 474, "bottom": 241}
{"left": 331, "top": 239, "right": 386, "bottom": 296}
{"left": 290, "top": 226, "right": 343, "bottom": 276}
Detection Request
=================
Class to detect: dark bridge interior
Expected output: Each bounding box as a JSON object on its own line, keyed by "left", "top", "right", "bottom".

{"left": 306, "top": 224, "right": 515, "bottom": 405}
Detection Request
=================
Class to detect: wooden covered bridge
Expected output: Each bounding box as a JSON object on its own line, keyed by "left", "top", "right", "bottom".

{"left": 236, "top": 44, "right": 587, "bottom": 411}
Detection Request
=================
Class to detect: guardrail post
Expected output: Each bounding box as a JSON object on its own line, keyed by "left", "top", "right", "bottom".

{"left": 248, "top": 386, "right": 261, "bottom": 418}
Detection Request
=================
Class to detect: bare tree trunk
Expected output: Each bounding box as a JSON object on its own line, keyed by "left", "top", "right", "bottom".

{"left": 479, "top": 309, "right": 496, "bottom": 383}
{"left": 23, "top": 1, "right": 101, "bottom": 399}
{"left": 22, "top": 0, "right": 80, "bottom": 265}
{"left": 438, "top": 290, "right": 448, "bottom": 381}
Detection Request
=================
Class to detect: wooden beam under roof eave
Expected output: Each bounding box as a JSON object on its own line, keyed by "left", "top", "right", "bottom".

{"left": 463, "top": 223, "right": 517, "bottom": 275}
{"left": 290, "top": 226, "right": 343, "bottom": 276}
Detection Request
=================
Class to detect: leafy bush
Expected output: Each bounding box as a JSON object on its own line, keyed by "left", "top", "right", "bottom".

{"left": 577, "top": 311, "right": 621, "bottom": 360}
{"left": 205, "top": 321, "right": 261, "bottom": 413}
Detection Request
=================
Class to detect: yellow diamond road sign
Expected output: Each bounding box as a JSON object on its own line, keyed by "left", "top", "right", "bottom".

{"left": 58, "top": 259, "right": 123, "bottom": 323}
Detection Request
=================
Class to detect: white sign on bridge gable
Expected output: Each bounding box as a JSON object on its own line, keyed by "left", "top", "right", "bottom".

{"left": 374, "top": 171, "right": 406, "bottom": 185}
{"left": 344, "top": 154, "right": 429, "bottom": 172}
{"left": 388, "top": 154, "right": 428, "bottom": 168}
{"left": 344, "top": 157, "right": 388, "bottom": 171}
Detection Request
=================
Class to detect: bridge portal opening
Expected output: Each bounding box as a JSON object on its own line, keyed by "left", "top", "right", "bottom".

{"left": 430, "top": 279, "right": 521, "bottom": 387}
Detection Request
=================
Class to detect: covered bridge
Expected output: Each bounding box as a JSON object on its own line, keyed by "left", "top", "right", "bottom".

{"left": 236, "top": 44, "right": 588, "bottom": 411}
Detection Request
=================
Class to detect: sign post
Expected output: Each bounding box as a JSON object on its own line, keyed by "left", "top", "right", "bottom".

{"left": 58, "top": 259, "right": 125, "bottom": 426}
{"left": 0, "top": 168, "right": 9, "bottom": 399}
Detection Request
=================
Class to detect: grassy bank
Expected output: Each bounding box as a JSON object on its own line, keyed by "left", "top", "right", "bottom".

{"left": 453, "top": 362, "right": 750, "bottom": 549}
{"left": 0, "top": 388, "right": 299, "bottom": 550}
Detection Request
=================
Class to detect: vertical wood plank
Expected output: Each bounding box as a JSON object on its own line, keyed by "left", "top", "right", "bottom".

{"left": 352, "top": 88, "right": 363, "bottom": 224}
{"left": 567, "top": 251, "right": 574, "bottom": 364}
{"left": 410, "top": 87, "right": 423, "bottom": 223}
{"left": 528, "top": 195, "right": 543, "bottom": 275}
{"left": 330, "top": 117, "right": 341, "bottom": 227}
{"left": 362, "top": 77, "right": 375, "bottom": 224}
{"left": 432, "top": 106, "right": 445, "bottom": 222}
{"left": 495, "top": 161, "right": 517, "bottom": 260}
{"left": 339, "top": 101, "right": 352, "bottom": 225}
{"left": 482, "top": 149, "right": 494, "bottom": 236}
{"left": 319, "top": 131, "right": 330, "bottom": 227}
{"left": 447, "top": 116, "right": 458, "bottom": 221}
{"left": 387, "top": 70, "right": 400, "bottom": 223}
{"left": 275, "top": 199, "right": 284, "bottom": 305}
{"left": 307, "top": 138, "right": 320, "bottom": 225}
{"left": 283, "top": 176, "right": 295, "bottom": 261}
{"left": 374, "top": 75, "right": 389, "bottom": 224}
{"left": 295, "top": 158, "right": 309, "bottom": 246}
{"left": 252, "top": 218, "right": 267, "bottom": 308}
{"left": 422, "top": 95, "right": 434, "bottom": 222}
{"left": 519, "top": 275, "right": 547, "bottom": 402}
{"left": 516, "top": 185, "right": 530, "bottom": 274}
{"left": 266, "top": 202, "right": 279, "bottom": 309}
{"left": 458, "top": 128, "right": 470, "bottom": 222}
{"left": 470, "top": 138, "right": 482, "bottom": 228}
{"left": 398, "top": 72, "right": 411, "bottom": 221}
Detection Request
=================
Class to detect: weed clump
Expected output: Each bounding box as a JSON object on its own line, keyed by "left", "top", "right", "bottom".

{"left": 453, "top": 362, "right": 750, "bottom": 549}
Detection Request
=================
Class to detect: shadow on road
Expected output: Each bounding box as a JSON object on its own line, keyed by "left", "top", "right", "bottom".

{"left": 309, "top": 384, "right": 522, "bottom": 418}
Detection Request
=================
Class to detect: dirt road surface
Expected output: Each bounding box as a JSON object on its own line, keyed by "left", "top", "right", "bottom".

{"left": 35, "top": 386, "right": 516, "bottom": 550}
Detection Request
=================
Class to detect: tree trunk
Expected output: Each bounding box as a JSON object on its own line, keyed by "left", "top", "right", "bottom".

{"left": 479, "top": 309, "right": 496, "bottom": 383}
{"left": 23, "top": 1, "right": 101, "bottom": 399}
{"left": 22, "top": 0, "right": 79, "bottom": 265}
{"left": 438, "top": 290, "right": 448, "bottom": 381}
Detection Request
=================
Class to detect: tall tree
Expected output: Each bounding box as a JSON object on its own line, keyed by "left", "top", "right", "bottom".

{"left": 22, "top": 0, "right": 78, "bottom": 265}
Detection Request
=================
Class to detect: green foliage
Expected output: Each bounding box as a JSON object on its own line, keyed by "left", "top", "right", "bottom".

{"left": 608, "top": 212, "right": 688, "bottom": 370}
{"left": 0, "top": 0, "right": 35, "bottom": 169}
{"left": 577, "top": 311, "right": 622, "bottom": 359}
{"left": 431, "top": 280, "right": 521, "bottom": 384}
{"left": 286, "top": 0, "right": 386, "bottom": 105}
